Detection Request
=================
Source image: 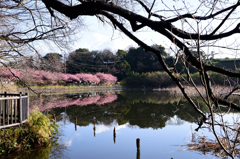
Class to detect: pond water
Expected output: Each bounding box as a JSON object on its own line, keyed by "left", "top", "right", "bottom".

{"left": 4, "top": 90, "right": 240, "bottom": 159}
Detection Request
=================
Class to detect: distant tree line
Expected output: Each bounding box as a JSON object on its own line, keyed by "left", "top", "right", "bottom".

{"left": 8, "top": 45, "right": 172, "bottom": 80}
{"left": 7, "top": 46, "right": 240, "bottom": 87}
{"left": 65, "top": 45, "right": 177, "bottom": 80}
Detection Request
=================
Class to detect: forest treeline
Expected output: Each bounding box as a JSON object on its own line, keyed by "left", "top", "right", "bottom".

{"left": 7, "top": 45, "right": 240, "bottom": 87}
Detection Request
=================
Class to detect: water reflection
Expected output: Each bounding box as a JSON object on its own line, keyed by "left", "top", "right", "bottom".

{"left": 30, "top": 92, "right": 118, "bottom": 112}
{"left": 41, "top": 91, "right": 203, "bottom": 129}
{"left": 113, "top": 127, "right": 116, "bottom": 143}
{"left": 26, "top": 90, "right": 240, "bottom": 159}
{"left": 0, "top": 136, "right": 68, "bottom": 159}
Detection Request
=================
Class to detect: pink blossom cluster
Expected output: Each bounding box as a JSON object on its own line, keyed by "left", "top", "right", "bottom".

{"left": 29, "top": 93, "right": 118, "bottom": 112}
{"left": 0, "top": 67, "right": 117, "bottom": 85}
{"left": 95, "top": 72, "right": 117, "bottom": 84}
{"left": 0, "top": 67, "right": 22, "bottom": 81}
{"left": 75, "top": 73, "right": 100, "bottom": 83}
{"left": 96, "top": 93, "right": 118, "bottom": 105}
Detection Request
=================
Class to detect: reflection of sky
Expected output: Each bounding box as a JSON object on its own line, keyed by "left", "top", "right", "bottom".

{"left": 95, "top": 120, "right": 129, "bottom": 134}
{"left": 51, "top": 100, "right": 240, "bottom": 159}
{"left": 55, "top": 112, "right": 219, "bottom": 159}
{"left": 166, "top": 115, "right": 185, "bottom": 125}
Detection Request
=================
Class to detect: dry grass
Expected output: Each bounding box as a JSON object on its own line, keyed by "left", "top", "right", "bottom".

{"left": 0, "top": 84, "right": 123, "bottom": 96}
{"left": 154, "top": 85, "right": 240, "bottom": 98}
{"left": 181, "top": 133, "right": 240, "bottom": 158}
{"left": 1, "top": 83, "right": 239, "bottom": 99}
{"left": 0, "top": 83, "right": 18, "bottom": 94}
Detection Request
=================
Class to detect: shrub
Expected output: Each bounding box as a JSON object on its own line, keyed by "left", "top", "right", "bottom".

{"left": 0, "top": 110, "right": 58, "bottom": 154}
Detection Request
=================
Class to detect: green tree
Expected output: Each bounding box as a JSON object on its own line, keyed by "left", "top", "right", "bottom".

{"left": 126, "top": 46, "right": 164, "bottom": 73}
{"left": 116, "top": 49, "right": 127, "bottom": 58}
{"left": 66, "top": 50, "right": 97, "bottom": 73}
{"left": 43, "top": 53, "right": 62, "bottom": 60}
{"left": 76, "top": 48, "right": 89, "bottom": 52}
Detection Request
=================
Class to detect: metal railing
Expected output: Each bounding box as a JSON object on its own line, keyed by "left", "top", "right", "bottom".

{"left": 0, "top": 92, "right": 29, "bottom": 129}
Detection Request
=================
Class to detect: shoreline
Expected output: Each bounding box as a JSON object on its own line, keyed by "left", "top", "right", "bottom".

{"left": 153, "top": 85, "right": 240, "bottom": 98}
{"left": 1, "top": 84, "right": 239, "bottom": 98}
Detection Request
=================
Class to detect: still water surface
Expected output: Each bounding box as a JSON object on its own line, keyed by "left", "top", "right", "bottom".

{"left": 7, "top": 90, "right": 239, "bottom": 159}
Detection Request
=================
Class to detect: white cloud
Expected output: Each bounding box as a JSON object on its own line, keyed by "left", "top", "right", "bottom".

{"left": 58, "top": 137, "right": 73, "bottom": 147}
{"left": 93, "top": 33, "right": 109, "bottom": 43}
{"left": 95, "top": 121, "right": 129, "bottom": 134}
{"left": 95, "top": 125, "right": 110, "bottom": 134}
{"left": 73, "top": 31, "right": 137, "bottom": 53}
{"left": 116, "top": 123, "right": 129, "bottom": 131}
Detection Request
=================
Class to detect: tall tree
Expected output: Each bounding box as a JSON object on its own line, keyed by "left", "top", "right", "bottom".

{"left": 41, "top": 53, "right": 64, "bottom": 72}
{"left": 0, "top": 0, "right": 79, "bottom": 68}
{"left": 126, "top": 46, "right": 164, "bottom": 73}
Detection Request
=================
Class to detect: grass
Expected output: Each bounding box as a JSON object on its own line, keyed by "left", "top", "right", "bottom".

{"left": 0, "top": 83, "right": 18, "bottom": 94}
{"left": 153, "top": 85, "right": 240, "bottom": 97}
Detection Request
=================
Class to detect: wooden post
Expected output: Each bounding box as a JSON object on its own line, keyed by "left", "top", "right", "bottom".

{"left": 53, "top": 114, "right": 56, "bottom": 124}
{"left": 113, "top": 127, "right": 116, "bottom": 143}
{"left": 39, "top": 93, "right": 42, "bottom": 104}
{"left": 93, "top": 121, "right": 96, "bottom": 137}
{"left": 75, "top": 116, "right": 77, "bottom": 131}
{"left": 113, "top": 127, "right": 116, "bottom": 136}
{"left": 136, "top": 138, "right": 140, "bottom": 151}
{"left": 136, "top": 151, "right": 140, "bottom": 159}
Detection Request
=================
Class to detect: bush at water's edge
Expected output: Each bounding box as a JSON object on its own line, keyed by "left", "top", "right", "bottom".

{"left": 120, "top": 71, "right": 235, "bottom": 88}
{"left": 0, "top": 110, "right": 58, "bottom": 154}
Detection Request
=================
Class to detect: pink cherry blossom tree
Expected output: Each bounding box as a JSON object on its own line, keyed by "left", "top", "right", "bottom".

{"left": 0, "top": 67, "right": 117, "bottom": 85}
{"left": 95, "top": 72, "right": 117, "bottom": 84}
{"left": 29, "top": 93, "right": 118, "bottom": 111}
{"left": 75, "top": 73, "right": 100, "bottom": 84}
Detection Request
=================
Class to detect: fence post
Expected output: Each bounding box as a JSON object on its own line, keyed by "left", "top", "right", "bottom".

{"left": 19, "top": 92, "right": 22, "bottom": 123}
{"left": 5, "top": 92, "right": 9, "bottom": 125}
{"left": 0, "top": 96, "right": 1, "bottom": 126}
{"left": 10, "top": 97, "right": 13, "bottom": 124}
{"left": 14, "top": 99, "right": 17, "bottom": 123}
{"left": 3, "top": 92, "right": 7, "bottom": 126}
{"left": 26, "top": 93, "right": 29, "bottom": 120}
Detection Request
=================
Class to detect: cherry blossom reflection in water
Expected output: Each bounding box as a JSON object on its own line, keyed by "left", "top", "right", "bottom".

{"left": 30, "top": 93, "right": 118, "bottom": 112}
